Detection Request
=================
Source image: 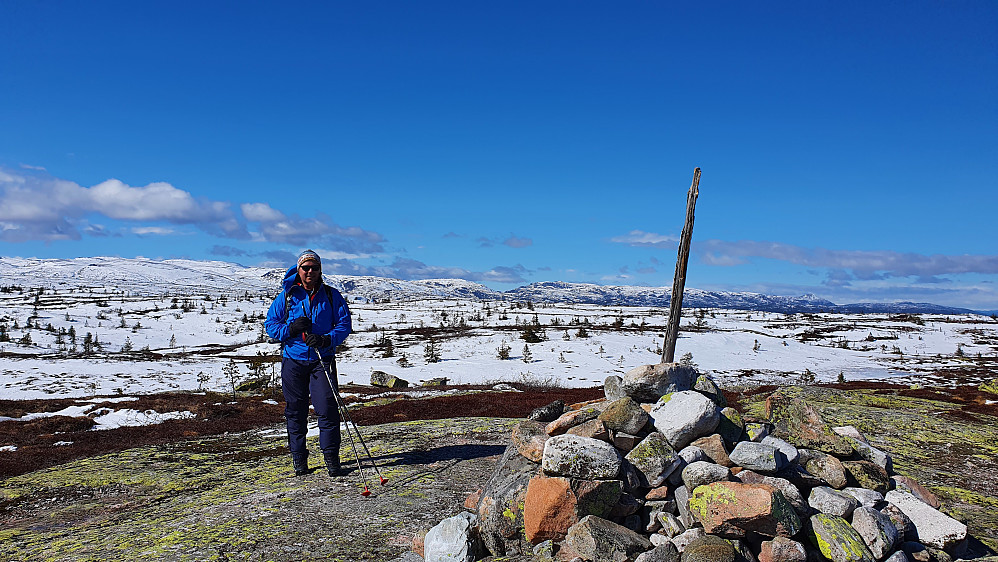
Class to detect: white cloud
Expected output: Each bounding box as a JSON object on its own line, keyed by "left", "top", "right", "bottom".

{"left": 610, "top": 230, "right": 679, "bottom": 247}
{"left": 132, "top": 226, "right": 177, "bottom": 236}
{"left": 240, "top": 202, "right": 286, "bottom": 223}
{"left": 0, "top": 170, "right": 245, "bottom": 242}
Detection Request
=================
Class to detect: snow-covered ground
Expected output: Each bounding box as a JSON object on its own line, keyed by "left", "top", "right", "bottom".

{"left": 1, "top": 281, "right": 995, "bottom": 400}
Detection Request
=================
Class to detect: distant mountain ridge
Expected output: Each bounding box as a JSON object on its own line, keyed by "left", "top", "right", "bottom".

{"left": 0, "top": 256, "right": 977, "bottom": 315}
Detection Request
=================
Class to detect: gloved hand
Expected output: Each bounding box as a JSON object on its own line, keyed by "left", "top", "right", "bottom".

{"left": 304, "top": 333, "right": 331, "bottom": 349}
{"left": 288, "top": 316, "right": 312, "bottom": 338}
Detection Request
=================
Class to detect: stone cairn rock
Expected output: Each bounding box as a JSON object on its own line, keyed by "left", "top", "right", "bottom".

{"left": 417, "top": 364, "right": 971, "bottom": 562}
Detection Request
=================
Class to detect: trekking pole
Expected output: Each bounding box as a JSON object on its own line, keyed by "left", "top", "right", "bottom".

{"left": 313, "top": 345, "right": 389, "bottom": 490}
{"left": 299, "top": 304, "right": 372, "bottom": 494}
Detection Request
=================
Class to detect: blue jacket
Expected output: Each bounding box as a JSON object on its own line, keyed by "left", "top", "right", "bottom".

{"left": 265, "top": 266, "right": 352, "bottom": 361}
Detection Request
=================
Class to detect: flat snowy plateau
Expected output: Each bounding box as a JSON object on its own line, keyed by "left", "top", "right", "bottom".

{"left": 1, "top": 257, "right": 995, "bottom": 403}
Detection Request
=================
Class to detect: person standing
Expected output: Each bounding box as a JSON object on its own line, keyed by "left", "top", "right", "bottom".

{"left": 265, "top": 249, "right": 352, "bottom": 476}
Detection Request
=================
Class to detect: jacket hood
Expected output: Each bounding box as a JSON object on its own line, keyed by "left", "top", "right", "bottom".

{"left": 282, "top": 265, "right": 300, "bottom": 292}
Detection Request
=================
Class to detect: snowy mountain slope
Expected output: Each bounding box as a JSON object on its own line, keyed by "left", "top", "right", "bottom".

{"left": 0, "top": 256, "right": 976, "bottom": 314}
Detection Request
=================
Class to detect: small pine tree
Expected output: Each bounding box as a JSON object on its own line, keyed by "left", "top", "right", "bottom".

{"left": 521, "top": 344, "right": 533, "bottom": 363}
{"left": 397, "top": 353, "right": 411, "bottom": 368}
{"left": 223, "top": 359, "right": 240, "bottom": 398}
{"left": 169, "top": 334, "right": 177, "bottom": 348}
{"left": 679, "top": 351, "right": 696, "bottom": 368}
{"left": 424, "top": 339, "right": 441, "bottom": 363}
{"left": 576, "top": 327, "right": 589, "bottom": 339}
{"left": 382, "top": 337, "right": 395, "bottom": 358}
{"left": 68, "top": 325, "right": 76, "bottom": 343}
{"left": 753, "top": 339, "right": 761, "bottom": 352}
{"left": 18, "top": 332, "right": 32, "bottom": 346}
{"left": 520, "top": 328, "right": 543, "bottom": 343}
{"left": 562, "top": 330, "right": 571, "bottom": 341}
{"left": 120, "top": 337, "right": 133, "bottom": 353}
{"left": 497, "top": 341, "right": 511, "bottom": 360}
{"left": 558, "top": 352, "right": 567, "bottom": 363}
{"left": 837, "top": 371, "right": 846, "bottom": 384}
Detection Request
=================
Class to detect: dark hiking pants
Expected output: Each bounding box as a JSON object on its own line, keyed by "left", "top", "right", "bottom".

{"left": 281, "top": 356, "right": 340, "bottom": 457}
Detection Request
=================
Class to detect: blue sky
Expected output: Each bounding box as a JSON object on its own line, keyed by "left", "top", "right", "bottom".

{"left": 1, "top": 2, "right": 996, "bottom": 309}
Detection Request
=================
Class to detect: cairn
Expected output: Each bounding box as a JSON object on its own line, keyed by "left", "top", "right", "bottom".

{"left": 417, "top": 363, "right": 971, "bottom": 562}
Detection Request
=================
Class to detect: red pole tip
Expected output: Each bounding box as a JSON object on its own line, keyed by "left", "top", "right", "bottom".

{"left": 379, "top": 477, "right": 388, "bottom": 486}
{"left": 361, "top": 488, "right": 371, "bottom": 497}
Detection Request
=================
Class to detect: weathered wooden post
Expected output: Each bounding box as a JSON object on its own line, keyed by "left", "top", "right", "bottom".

{"left": 661, "top": 167, "right": 700, "bottom": 363}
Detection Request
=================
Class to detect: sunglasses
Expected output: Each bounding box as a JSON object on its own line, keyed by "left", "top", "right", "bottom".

{"left": 299, "top": 265, "right": 320, "bottom": 272}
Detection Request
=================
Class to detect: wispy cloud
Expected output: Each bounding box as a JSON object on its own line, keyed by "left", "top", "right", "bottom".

{"left": 503, "top": 234, "right": 533, "bottom": 248}
{"left": 316, "top": 258, "right": 529, "bottom": 285}
{"left": 695, "top": 239, "right": 998, "bottom": 279}
{"left": 132, "top": 226, "right": 177, "bottom": 236}
{"left": 475, "top": 233, "right": 533, "bottom": 249}
{"left": 209, "top": 245, "right": 247, "bottom": 257}
{"left": 610, "top": 230, "right": 679, "bottom": 248}
{"left": 612, "top": 229, "right": 998, "bottom": 280}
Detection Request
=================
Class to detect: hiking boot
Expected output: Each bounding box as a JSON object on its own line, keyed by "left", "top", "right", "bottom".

{"left": 291, "top": 453, "right": 309, "bottom": 477}
{"left": 324, "top": 451, "right": 343, "bottom": 477}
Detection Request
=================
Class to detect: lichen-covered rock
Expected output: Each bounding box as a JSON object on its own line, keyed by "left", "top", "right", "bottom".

{"left": 523, "top": 474, "right": 621, "bottom": 544}
{"left": 688, "top": 481, "right": 801, "bottom": 539}
{"left": 765, "top": 391, "right": 854, "bottom": 457}
{"left": 735, "top": 471, "right": 810, "bottom": 517}
{"left": 650, "top": 391, "right": 721, "bottom": 450}
{"left": 370, "top": 370, "right": 410, "bottom": 388}
{"left": 842, "top": 460, "right": 890, "bottom": 494}
{"left": 839, "top": 434, "right": 893, "bottom": 473}
{"left": 599, "top": 396, "right": 652, "bottom": 435}
{"left": 884, "top": 490, "right": 968, "bottom": 555}
{"left": 693, "top": 374, "right": 727, "bottom": 408}
{"left": 808, "top": 486, "right": 860, "bottom": 519}
{"left": 717, "top": 407, "right": 745, "bottom": 446}
{"left": 979, "top": 377, "right": 998, "bottom": 396}
{"left": 681, "top": 533, "right": 736, "bottom": 562}
{"left": 528, "top": 400, "right": 565, "bottom": 423}
{"left": 625, "top": 432, "right": 682, "bottom": 487}
{"left": 761, "top": 436, "right": 800, "bottom": 466}
{"left": 758, "top": 536, "right": 807, "bottom": 562}
{"left": 729, "top": 441, "right": 785, "bottom": 473}
{"left": 682, "top": 461, "right": 731, "bottom": 492}
{"left": 511, "top": 419, "right": 549, "bottom": 463}
{"left": 424, "top": 511, "right": 478, "bottom": 562}
{"left": 545, "top": 404, "right": 607, "bottom": 436}
{"left": 802, "top": 450, "right": 848, "bottom": 489}
{"left": 618, "top": 363, "right": 698, "bottom": 403}
{"left": 563, "top": 515, "right": 653, "bottom": 562}
{"left": 851, "top": 506, "right": 899, "bottom": 560}
{"left": 476, "top": 444, "right": 538, "bottom": 556}
{"left": 541, "top": 434, "right": 622, "bottom": 480}
{"left": 807, "top": 513, "right": 875, "bottom": 562}
{"left": 746, "top": 422, "right": 771, "bottom": 442}
{"left": 658, "top": 511, "right": 687, "bottom": 537}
